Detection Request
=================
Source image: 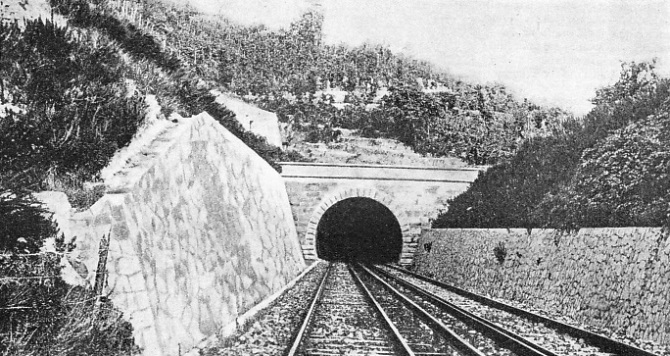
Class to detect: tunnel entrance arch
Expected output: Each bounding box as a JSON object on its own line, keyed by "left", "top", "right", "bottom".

{"left": 303, "top": 188, "right": 410, "bottom": 263}
{"left": 316, "top": 197, "right": 402, "bottom": 263}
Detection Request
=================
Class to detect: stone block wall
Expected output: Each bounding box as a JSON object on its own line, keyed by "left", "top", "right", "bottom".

{"left": 44, "top": 113, "right": 305, "bottom": 355}
{"left": 283, "top": 176, "right": 472, "bottom": 264}
{"left": 413, "top": 228, "right": 670, "bottom": 344}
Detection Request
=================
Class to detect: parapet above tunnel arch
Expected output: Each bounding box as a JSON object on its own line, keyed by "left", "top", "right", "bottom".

{"left": 302, "top": 188, "right": 412, "bottom": 261}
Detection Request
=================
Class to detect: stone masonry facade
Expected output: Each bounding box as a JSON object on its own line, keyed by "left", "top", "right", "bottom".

{"left": 45, "top": 113, "right": 305, "bottom": 356}
{"left": 413, "top": 228, "right": 670, "bottom": 344}
{"left": 284, "top": 179, "right": 472, "bottom": 264}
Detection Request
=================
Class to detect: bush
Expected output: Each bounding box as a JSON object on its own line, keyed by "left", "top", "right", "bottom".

{"left": 0, "top": 18, "right": 147, "bottom": 190}
{"left": 434, "top": 61, "right": 670, "bottom": 229}
{"left": 0, "top": 191, "right": 139, "bottom": 355}
{"left": 0, "top": 192, "right": 58, "bottom": 252}
{"left": 50, "top": 0, "right": 181, "bottom": 71}
{"left": 175, "top": 81, "right": 308, "bottom": 171}
{"left": 379, "top": 86, "right": 569, "bottom": 165}
{"left": 493, "top": 242, "right": 507, "bottom": 265}
{"left": 432, "top": 129, "right": 583, "bottom": 228}
{"left": 533, "top": 113, "right": 670, "bottom": 228}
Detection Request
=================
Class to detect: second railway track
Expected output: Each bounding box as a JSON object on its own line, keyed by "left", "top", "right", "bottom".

{"left": 285, "top": 262, "right": 662, "bottom": 356}
{"left": 372, "top": 264, "right": 662, "bottom": 356}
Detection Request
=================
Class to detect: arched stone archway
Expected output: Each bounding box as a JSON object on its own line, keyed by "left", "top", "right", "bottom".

{"left": 282, "top": 162, "right": 483, "bottom": 265}
{"left": 302, "top": 188, "right": 412, "bottom": 261}
{"left": 316, "top": 197, "right": 402, "bottom": 262}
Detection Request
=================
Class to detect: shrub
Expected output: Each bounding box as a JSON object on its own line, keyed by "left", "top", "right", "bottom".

{"left": 533, "top": 113, "right": 670, "bottom": 228}
{"left": 50, "top": 0, "right": 181, "bottom": 71}
{"left": 0, "top": 192, "right": 58, "bottom": 252}
{"left": 432, "top": 128, "right": 584, "bottom": 229}
{"left": 378, "top": 86, "right": 570, "bottom": 165}
{"left": 493, "top": 242, "right": 507, "bottom": 265}
{"left": 434, "top": 61, "right": 670, "bottom": 229}
{"left": 0, "top": 18, "right": 147, "bottom": 190}
{"left": 0, "top": 191, "right": 139, "bottom": 355}
{"left": 175, "top": 81, "right": 308, "bottom": 171}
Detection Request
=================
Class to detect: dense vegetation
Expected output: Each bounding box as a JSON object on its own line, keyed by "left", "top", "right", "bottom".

{"left": 254, "top": 85, "right": 569, "bottom": 165}
{"left": 106, "top": 0, "right": 568, "bottom": 166}
{"left": 0, "top": 193, "right": 139, "bottom": 355}
{"left": 434, "top": 61, "right": 670, "bottom": 229}
{"left": 127, "top": 4, "right": 451, "bottom": 95}
{"left": 375, "top": 87, "right": 568, "bottom": 165}
{"left": 1, "top": 0, "right": 309, "bottom": 196}
{"left": 0, "top": 18, "right": 147, "bottom": 191}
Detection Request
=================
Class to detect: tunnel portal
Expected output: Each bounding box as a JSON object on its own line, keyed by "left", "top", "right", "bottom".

{"left": 316, "top": 197, "right": 402, "bottom": 263}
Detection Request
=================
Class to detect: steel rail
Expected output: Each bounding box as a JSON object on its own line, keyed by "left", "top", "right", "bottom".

{"left": 370, "top": 265, "right": 558, "bottom": 356}
{"left": 356, "top": 264, "right": 488, "bottom": 356}
{"left": 284, "top": 262, "right": 332, "bottom": 356}
{"left": 347, "top": 264, "right": 417, "bottom": 356}
{"left": 385, "top": 264, "right": 660, "bottom": 356}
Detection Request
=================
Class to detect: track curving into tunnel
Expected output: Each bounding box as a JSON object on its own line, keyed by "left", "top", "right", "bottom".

{"left": 315, "top": 197, "right": 402, "bottom": 263}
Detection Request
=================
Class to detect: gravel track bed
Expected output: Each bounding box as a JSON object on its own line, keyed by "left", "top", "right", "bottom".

{"left": 299, "top": 262, "right": 400, "bottom": 355}
{"left": 202, "top": 262, "right": 328, "bottom": 356}
{"left": 356, "top": 268, "right": 460, "bottom": 355}
{"left": 360, "top": 266, "right": 519, "bottom": 356}
{"left": 483, "top": 295, "right": 670, "bottom": 356}
{"left": 379, "top": 265, "right": 668, "bottom": 356}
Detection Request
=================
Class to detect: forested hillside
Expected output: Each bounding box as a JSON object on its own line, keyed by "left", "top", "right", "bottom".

{"left": 104, "top": 0, "right": 568, "bottom": 166}
{"left": 434, "top": 61, "right": 670, "bottom": 229}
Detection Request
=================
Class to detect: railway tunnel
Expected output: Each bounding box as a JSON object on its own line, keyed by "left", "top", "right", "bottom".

{"left": 315, "top": 197, "right": 403, "bottom": 263}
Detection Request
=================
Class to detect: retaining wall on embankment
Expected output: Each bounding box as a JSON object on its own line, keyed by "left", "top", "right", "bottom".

{"left": 413, "top": 228, "right": 670, "bottom": 344}
{"left": 38, "top": 112, "right": 306, "bottom": 356}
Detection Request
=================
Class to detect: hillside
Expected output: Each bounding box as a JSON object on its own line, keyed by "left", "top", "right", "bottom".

{"left": 3, "top": 0, "right": 665, "bottom": 247}
{"left": 292, "top": 129, "right": 468, "bottom": 167}
{"left": 0, "top": 0, "right": 302, "bottom": 195}
{"left": 434, "top": 61, "right": 670, "bottom": 229}
{"left": 100, "top": 0, "right": 569, "bottom": 166}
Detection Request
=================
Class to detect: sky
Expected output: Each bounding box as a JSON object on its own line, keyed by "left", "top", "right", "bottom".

{"left": 182, "top": 0, "right": 670, "bottom": 115}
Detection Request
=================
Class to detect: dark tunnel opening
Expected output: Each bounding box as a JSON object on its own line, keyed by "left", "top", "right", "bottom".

{"left": 316, "top": 197, "right": 402, "bottom": 263}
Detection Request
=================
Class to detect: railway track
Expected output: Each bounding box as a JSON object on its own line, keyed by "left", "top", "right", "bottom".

{"left": 373, "top": 264, "right": 662, "bottom": 356}
{"left": 286, "top": 262, "right": 412, "bottom": 356}
{"left": 286, "top": 262, "right": 661, "bottom": 356}
{"left": 357, "top": 264, "right": 554, "bottom": 356}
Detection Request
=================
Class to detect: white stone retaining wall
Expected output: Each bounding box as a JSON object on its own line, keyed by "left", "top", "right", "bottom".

{"left": 42, "top": 113, "right": 305, "bottom": 356}
{"left": 413, "top": 228, "right": 670, "bottom": 344}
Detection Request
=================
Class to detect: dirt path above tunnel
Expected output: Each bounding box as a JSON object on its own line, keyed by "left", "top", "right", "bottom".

{"left": 291, "top": 130, "right": 470, "bottom": 168}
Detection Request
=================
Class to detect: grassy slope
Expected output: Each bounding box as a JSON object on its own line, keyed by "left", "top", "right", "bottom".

{"left": 1, "top": 0, "right": 305, "bottom": 205}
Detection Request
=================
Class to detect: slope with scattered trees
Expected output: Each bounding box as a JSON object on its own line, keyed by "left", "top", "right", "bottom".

{"left": 434, "top": 61, "right": 670, "bottom": 229}
{"left": 106, "top": 0, "right": 568, "bottom": 166}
